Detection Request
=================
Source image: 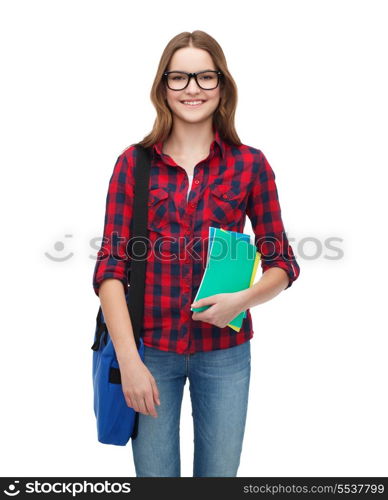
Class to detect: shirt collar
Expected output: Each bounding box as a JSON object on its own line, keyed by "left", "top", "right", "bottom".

{"left": 152, "top": 125, "right": 225, "bottom": 161}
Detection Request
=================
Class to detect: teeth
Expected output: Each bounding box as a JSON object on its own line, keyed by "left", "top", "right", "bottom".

{"left": 182, "top": 101, "right": 203, "bottom": 105}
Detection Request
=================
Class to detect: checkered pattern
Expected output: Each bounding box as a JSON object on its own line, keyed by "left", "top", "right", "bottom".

{"left": 93, "top": 126, "right": 300, "bottom": 353}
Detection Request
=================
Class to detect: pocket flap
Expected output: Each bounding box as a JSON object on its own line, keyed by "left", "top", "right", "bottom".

{"left": 148, "top": 188, "right": 169, "bottom": 206}
{"left": 211, "top": 184, "right": 243, "bottom": 201}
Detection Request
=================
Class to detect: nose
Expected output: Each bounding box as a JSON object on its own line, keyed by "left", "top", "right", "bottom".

{"left": 186, "top": 75, "right": 202, "bottom": 93}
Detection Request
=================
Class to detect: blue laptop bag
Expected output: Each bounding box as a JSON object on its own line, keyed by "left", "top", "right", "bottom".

{"left": 91, "top": 303, "right": 145, "bottom": 445}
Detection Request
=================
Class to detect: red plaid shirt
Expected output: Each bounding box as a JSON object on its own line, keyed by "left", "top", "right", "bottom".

{"left": 93, "top": 126, "right": 300, "bottom": 354}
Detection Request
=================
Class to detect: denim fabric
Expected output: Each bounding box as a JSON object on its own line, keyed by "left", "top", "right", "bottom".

{"left": 131, "top": 339, "right": 251, "bottom": 477}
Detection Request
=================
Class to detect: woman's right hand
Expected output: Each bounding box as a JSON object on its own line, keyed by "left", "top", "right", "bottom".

{"left": 118, "top": 356, "right": 161, "bottom": 417}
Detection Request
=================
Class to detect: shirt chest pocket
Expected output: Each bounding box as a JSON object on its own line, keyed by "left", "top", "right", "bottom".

{"left": 208, "top": 184, "right": 247, "bottom": 226}
{"left": 147, "top": 187, "right": 178, "bottom": 232}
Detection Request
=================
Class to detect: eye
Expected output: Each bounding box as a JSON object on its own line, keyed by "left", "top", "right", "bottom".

{"left": 198, "top": 72, "right": 216, "bottom": 81}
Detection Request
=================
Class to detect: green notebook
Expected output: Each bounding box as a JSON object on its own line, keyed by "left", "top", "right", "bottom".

{"left": 191, "top": 227, "right": 260, "bottom": 332}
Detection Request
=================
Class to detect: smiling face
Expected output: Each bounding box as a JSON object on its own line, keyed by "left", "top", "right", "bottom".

{"left": 164, "top": 46, "right": 222, "bottom": 125}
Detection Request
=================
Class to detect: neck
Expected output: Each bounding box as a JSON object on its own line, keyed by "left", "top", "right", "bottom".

{"left": 163, "top": 121, "right": 214, "bottom": 158}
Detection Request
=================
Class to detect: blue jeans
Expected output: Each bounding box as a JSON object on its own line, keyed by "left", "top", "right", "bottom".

{"left": 131, "top": 339, "right": 251, "bottom": 477}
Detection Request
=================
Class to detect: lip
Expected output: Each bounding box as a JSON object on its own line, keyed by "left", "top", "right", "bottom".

{"left": 180, "top": 100, "right": 206, "bottom": 108}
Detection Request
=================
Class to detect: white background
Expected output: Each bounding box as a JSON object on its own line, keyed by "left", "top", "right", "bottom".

{"left": 1, "top": 0, "right": 387, "bottom": 477}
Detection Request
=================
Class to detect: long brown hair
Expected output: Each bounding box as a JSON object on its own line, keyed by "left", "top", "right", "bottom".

{"left": 129, "top": 30, "right": 242, "bottom": 151}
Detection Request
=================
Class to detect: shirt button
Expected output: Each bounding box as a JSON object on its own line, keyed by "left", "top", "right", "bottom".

{"left": 222, "top": 194, "right": 228, "bottom": 199}
{"left": 190, "top": 202, "right": 196, "bottom": 208}
{"left": 194, "top": 179, "right": 199, "bottom": 184}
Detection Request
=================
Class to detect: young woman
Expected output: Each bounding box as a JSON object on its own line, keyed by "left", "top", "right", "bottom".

{"left": 93, "top": 30, "right": 300, "bottom": 477}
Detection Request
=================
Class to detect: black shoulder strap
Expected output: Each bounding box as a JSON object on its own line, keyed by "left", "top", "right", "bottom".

{"left": 126, "top": 145, "right": 152, "bottom": 349}
{"left": 91, "top": 145, "right": 151, "bottom": 353}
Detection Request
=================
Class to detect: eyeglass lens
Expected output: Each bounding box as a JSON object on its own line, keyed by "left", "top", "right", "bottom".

{"left": 166, "top": 72, "right": 219, "bottom": 90}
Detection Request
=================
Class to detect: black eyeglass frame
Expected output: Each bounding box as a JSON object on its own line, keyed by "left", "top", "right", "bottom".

{"left": 163, "top": 70, "right": 223, "bottom": 91}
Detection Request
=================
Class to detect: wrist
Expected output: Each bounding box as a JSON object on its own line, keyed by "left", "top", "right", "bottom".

{"left": 116, "top": 345, "right": 142, "bottom": 365}
{"left": 235, "top": 288, "right": 253, "bottom": 313}
{"left": 237, "top": 284, "right": 264, "bottom": 311}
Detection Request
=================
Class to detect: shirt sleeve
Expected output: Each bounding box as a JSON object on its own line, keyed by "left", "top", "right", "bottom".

{"left": 92, "top": 151, "right": 134, "bottom": 296}
{"left": 246, "top": 151, "right": 300, "bottom": 289}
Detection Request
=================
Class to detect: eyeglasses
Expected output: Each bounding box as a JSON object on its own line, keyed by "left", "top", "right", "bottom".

{"left": 163, "top": 70, "right": 222, "bottom": 91}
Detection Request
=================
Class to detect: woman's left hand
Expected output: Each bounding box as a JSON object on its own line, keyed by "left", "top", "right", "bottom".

{"left": 191, "top": 291, "right": 247, "bottom": 328}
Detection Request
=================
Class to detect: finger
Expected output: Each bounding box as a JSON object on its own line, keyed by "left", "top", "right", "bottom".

{"left": 125, "top": 395, "right": 134, "bottom": 409}
{"left": 144, "top": 393, "right": 157, "bottom": 418}
{"left": 130, "top": 397, "right": 140, "bottom": 412}
{"left": 192, "top": 311, "right": 210, "bottom": 319}
{"left": 150, "top": 378, "right": 161, "bottom": 405}
{"left": 137, "top": 397, "right": 149, "bottom": 416}
{"left": 191, "top": 295, "right": 217, "bottom": 308}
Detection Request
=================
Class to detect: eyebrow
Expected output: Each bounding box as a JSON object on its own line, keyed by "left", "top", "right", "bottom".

{"left": 168, "top": 69, "right": 217, "bottom": 73}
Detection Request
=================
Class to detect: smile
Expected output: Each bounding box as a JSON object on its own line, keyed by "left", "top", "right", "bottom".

{"left": 180, "top": 100, "right": 205, "bottom": 107}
